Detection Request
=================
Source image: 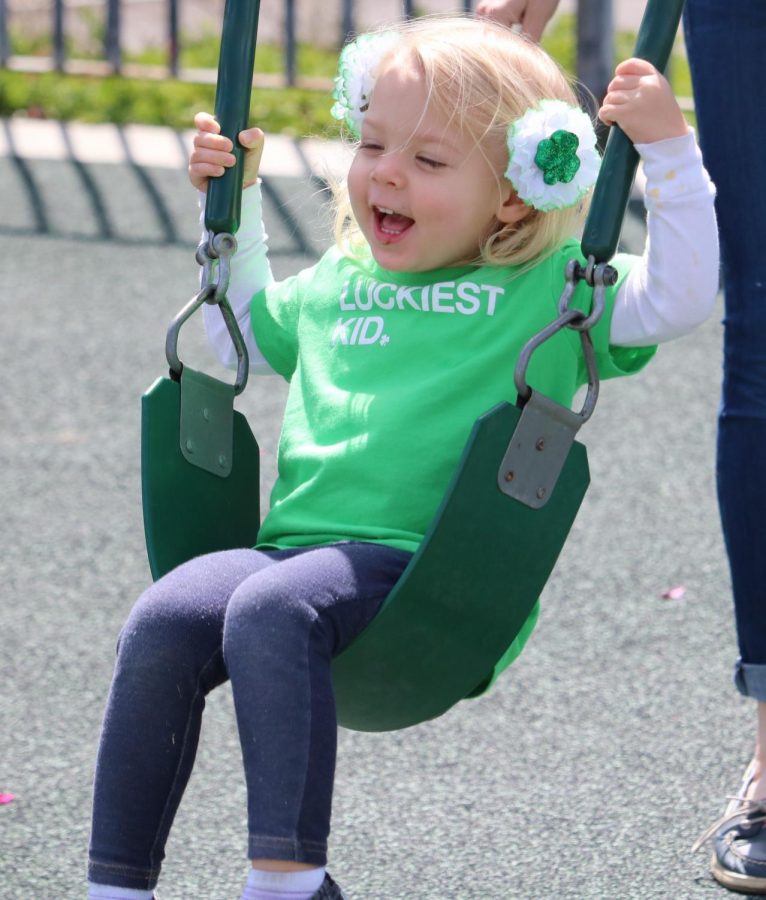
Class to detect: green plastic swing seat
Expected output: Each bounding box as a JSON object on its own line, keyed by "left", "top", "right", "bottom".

{"left": 142, "top": 373, "right": 589, "bottom": 732}
{"left": 330, "top": 399, "right": 589, "bottom": 731}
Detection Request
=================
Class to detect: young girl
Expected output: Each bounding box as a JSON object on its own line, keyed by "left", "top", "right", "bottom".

{"left": 88, "top": 16, "right": 718, "bottom": 900}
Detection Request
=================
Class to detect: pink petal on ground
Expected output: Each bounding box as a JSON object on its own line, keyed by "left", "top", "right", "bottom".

{"left": 661, "top": 585, "right": 687, "bottom": 601}
{"left": 0, "top": 793, "right": 15, "bottom": 805}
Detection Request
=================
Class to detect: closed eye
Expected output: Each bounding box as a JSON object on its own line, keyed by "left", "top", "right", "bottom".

{"left": 417, "top": 155, "right": 445, "bottom": 169}
{"left": 359, "top": 141, "right": 384, "bottom": 153}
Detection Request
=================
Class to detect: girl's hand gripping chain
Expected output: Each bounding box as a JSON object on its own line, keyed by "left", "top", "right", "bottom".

{"left": 599, "top": 58, "right": 689, "bottom": 145}
{"left": 188, "top": 111, "right": 265, "bottom": 192}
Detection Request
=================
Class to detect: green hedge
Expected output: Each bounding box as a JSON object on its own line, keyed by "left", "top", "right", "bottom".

{"left": 0, "top": 70, "right": 339, "bottom": 136}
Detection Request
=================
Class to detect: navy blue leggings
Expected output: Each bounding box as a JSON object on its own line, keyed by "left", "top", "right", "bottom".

{"left": 88, "top": 543, "right": 412, "bottom": 892}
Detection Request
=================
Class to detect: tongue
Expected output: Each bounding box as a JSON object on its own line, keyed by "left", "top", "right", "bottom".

{"left": 381, "top": 212, "right": 414, "bottom": 233}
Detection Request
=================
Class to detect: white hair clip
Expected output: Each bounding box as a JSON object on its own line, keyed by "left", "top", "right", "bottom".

{"left": 331, "top": 31, "right": 401, "bottom": 138}
{"left": 505, "top": 100, "right": 601, "bottom": 212}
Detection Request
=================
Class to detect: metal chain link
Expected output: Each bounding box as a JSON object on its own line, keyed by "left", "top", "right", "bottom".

{"left": 165, "top": 231, "right": 250, "bottom": 395}
{"left": 514, "top": 256, "right": 618, "bottom": 424}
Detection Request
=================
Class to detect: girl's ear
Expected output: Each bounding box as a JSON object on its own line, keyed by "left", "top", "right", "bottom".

{"left": 496, "top": 184, "right": 531, "bottom": 225}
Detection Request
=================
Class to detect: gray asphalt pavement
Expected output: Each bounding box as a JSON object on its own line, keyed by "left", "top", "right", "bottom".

{"left": 0, "top": 123, "right": 741, "bottom": 900}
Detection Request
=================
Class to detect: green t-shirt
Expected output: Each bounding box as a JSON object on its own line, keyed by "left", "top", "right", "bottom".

{"left": 250, "top": 240, "right": 655, "bottom": 687}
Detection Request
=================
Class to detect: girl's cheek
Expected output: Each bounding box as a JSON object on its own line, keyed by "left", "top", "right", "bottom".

{"left": 346, "top": 183, "right": 367, "bottom": 232}
{"left": 347, "top": 169, "right": 366, "bottom": 211}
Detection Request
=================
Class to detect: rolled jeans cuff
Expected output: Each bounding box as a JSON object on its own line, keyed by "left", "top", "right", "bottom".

{"left": 734, "top": 658, "right": 766, "bottom": 701}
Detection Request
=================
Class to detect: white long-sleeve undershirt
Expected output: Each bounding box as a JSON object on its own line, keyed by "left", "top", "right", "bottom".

{"left": 202, "top": 129, "right": 718, "bottom": 373}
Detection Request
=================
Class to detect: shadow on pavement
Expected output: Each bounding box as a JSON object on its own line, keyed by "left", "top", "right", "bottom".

{"left": 1, "top": 119, "right": 330, "bottom": 257}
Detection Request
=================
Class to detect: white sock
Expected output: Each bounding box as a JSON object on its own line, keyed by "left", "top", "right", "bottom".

{"left": 87, "top": 884, "right": 154, "bottom": 900}
{"left": 240, "top": 866, "right": 326, "bottom": 900}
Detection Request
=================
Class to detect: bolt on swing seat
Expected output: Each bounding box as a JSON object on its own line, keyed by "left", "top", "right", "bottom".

{"left": 141, "top": 0, "right": 686, "bottom": 732}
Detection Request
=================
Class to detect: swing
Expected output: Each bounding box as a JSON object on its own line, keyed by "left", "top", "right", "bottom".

{"left": 141, "top": 0, "right": 686, "bottom": 732}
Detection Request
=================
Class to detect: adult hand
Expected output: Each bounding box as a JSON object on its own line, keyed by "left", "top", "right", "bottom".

{"left": 475, "top": 0, "right": 560, "bottom": 42}
{"left": 188, "top": 111, "right": 265, "bottom": 192}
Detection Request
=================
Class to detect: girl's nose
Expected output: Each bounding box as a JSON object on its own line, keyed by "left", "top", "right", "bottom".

{"left": 371, "top": 154, "right": 404, "bottom": 188}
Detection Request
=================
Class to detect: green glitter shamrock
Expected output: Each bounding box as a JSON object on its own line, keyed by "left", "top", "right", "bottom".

{"left": 534, "top": 129, "right": 581, "bottom": 186}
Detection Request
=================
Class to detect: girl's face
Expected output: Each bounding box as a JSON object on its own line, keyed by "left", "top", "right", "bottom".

{"left": 347, "top": 59, "right": 528, "bottom": 273}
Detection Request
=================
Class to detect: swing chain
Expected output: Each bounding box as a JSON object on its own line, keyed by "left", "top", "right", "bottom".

{"left": 164, "top": 231, "right": 250, "bottom": 395}
{"left": 514, "top": 256, "right": 617, "bottom": 424}
{"left": 558, "top": 256, "right": 618, "bottom": 331}
{"left": 196, "top": 231, "right": 238, "bottom": 303}
{"left": 501, "top": 257, "right": 618, "bottom": 508}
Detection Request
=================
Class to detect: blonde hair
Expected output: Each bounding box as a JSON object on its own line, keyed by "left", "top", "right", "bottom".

{"left": 333, "top": 15, "right": 591, "bottom": 269}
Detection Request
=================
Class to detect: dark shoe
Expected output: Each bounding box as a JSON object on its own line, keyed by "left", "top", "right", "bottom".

{"left": 693, "top": 763, "right": 766, "bottom": 894}
{"left": 312, "top": 873, "right": 347, "bottom": 899}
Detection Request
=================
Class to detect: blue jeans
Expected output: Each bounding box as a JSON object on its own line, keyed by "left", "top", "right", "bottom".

{"left": 88, "top": 542, "right": 411, "bottom": 892}
{"left": 684, "top": 0, "right": 766, "bottom": 699}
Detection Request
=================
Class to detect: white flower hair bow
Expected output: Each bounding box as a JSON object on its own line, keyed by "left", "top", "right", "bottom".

{"left": 331, "top": 32, "right": 401, "bottom": 138}
{"left": 505, "top": 100, "right": 601, "bottom": 212}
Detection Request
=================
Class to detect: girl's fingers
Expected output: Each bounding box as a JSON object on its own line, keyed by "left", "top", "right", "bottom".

{"left": 598, "top": 95, "right": 629, "bottom": 125}
{"left": 238, "top": 127, "right": 265, "bottom": 188}
{"left": 614, "top": 57, "right": 656, "bottom": 77}
{"left": 193, "top": 130, "right": 233, "bottom": 154}
{"left": 603, "top": 89, "right": 631, "bottom": 106}
{"left": 239, "top": 126, "right": 265, "bottom": 148}
{"left": 607, "top": 74, "right": 640, "bottom": 93}
{"left": 189, "top": 113, "right": 266, "bottom": 189}
{"left": 193, "top": 111, "right": 220, "bottom": 133}
{"left": 190, "top": 162, "right": 226, "bottom": 180}
{"left": 190, "top": 146, "right": 236, "bottom": 168}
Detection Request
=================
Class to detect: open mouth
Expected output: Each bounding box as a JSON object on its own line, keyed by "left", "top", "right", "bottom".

{"left": 374, "top": 206, "right": 415, "bottom": 241}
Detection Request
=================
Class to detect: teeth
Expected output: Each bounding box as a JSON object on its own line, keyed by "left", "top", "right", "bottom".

{"left": 377, "top": 206, "right": 395, "bottom": 215}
